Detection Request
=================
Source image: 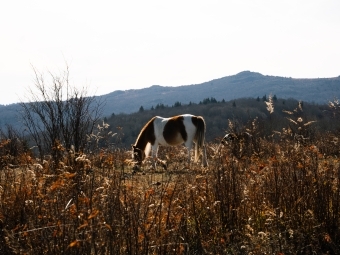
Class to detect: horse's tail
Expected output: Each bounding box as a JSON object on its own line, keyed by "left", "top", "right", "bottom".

{"left": 193, "top": 116, "right": 206, "bottom": 163}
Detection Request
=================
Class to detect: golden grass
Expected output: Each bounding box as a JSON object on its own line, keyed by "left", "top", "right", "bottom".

{"left": 1, "top": 136, "right": 340, "bottom": 254}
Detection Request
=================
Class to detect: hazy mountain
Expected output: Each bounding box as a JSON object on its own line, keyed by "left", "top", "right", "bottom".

{"left": 99, "top": 71, "right": 340, "bottom": 117}
{"left": 1, "top": 71, "right": 339, "bottom": 129}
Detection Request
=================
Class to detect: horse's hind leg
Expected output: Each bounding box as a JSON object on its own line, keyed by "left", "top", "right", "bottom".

{"left": 187, "top": 148, "right": 191, "bottom": 166}
{"left": 192, "top": 140, "right": 208, "bottom": 167}
{"left": 202, "top": 145, "right": 208, "bottom": 167}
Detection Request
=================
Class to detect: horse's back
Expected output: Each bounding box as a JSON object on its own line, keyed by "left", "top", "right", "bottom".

{"left": 151, "top": 114, "right": 194, "bottom": 146}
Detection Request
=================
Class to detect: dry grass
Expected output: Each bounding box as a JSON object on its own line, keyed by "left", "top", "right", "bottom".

{"left": 1, "top": 133, "right": 340, "bottom": 254}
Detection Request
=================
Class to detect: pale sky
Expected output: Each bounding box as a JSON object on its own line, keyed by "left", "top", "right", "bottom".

{"left": 1, "top": 0, "right": 339, "bottom": 105}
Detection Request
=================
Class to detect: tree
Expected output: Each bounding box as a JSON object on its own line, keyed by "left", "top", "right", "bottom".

{"left": 173, "top": 101, "right": 181, "bottom": 107}
{"left": 19, "top": 65, "right": 104, "bottom": 168}
{"left": 139, "top": 106, "right": 144, "bottom": 112}
{"left": 155, "top": 103, "right": 165, "bottom": 109}
{"left": 200, "top": 97, "right": 218, "bottom": 104}
{"left": 210, "top": 97, "right": 218, "bottom": 103}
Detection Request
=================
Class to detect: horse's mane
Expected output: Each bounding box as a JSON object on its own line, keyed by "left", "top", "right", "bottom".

{"left": 134, "top": 116, "right": 156, "bottom": 154}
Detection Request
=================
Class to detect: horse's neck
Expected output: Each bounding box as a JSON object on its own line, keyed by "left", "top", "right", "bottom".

{"left": 135, "top": 131, "right": 149, "bottom": 151}
{"left": 135, "top": 133, "right": 152, "bottom": 157}
{"left": 135, "top": 117, "right": 156, "bottom": 153}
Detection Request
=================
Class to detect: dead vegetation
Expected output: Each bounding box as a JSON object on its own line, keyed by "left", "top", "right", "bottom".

{"left": 0, "top": 91, "right": 340, "bottom": 254}
{"left": 1, "top": 128, "right": 340, "bottom": 254}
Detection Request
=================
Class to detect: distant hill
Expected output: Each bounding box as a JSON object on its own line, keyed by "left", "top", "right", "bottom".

{"left": 1, "top": 71, "right": 340, "bottom": 130}
{"left": 99, "top": 71, "right": 340, "bottom": 117}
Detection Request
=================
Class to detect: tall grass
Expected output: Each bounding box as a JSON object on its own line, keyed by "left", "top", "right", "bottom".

{"left": 1, "top": 130, "right": 340, "bottom": 254}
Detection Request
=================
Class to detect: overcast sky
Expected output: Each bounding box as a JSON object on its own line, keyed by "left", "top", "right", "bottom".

{"left": 1, "top": 0, "right": 339, "bottom": 105}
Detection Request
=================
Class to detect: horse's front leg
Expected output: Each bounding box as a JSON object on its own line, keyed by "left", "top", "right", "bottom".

{"left": 151, "top": 145, "right": 158, "bottom": 170}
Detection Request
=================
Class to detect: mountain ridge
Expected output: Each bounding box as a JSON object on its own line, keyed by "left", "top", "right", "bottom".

{"left": 99, "top": 71, "right": 340, "bottom": 117}
{"left": 1, "top": 71, "right": 339, "bottom": 129}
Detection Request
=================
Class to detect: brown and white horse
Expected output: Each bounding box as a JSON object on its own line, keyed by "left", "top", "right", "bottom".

{"left": 132, "top": 114, "right": 208, "bottom": 169}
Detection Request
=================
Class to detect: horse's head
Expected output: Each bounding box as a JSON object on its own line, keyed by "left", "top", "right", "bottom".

{"left": 132, "top": 145, "right": 145, "bottom": 167}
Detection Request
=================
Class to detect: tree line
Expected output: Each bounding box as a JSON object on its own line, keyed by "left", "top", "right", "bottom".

{"left": 106, "top": 95, "right": 337, "bottom": 149}
{"left": 1, "top": 66, "right": 339, "bottom": 172}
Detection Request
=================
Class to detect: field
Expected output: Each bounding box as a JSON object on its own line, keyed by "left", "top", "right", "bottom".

{"left": 1, "top": 129, "right": 340, "bottom": 255}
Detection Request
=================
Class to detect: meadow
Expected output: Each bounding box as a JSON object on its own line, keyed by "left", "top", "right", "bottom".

{"left": 1, "top": 112, "right": 340, "bottom": 255}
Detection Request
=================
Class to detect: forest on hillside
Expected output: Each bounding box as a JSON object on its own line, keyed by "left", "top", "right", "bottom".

{"left": 102, "top": 96, "right": 337, "bottom": 149}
